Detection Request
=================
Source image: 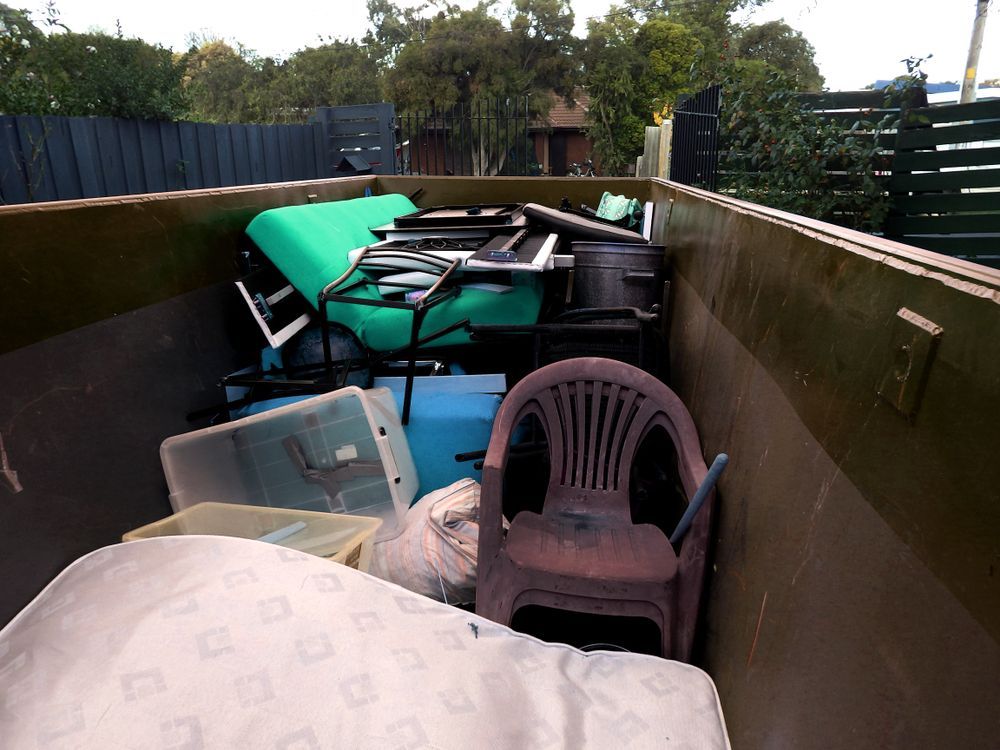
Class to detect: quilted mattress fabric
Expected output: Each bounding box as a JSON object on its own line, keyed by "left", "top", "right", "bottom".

{"left": 0, "top": 536, "right": 731, "bottom": 749}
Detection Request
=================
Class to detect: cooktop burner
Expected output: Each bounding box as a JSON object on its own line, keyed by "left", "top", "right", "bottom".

{"left": 400, "top": 237, "right": 486, "bottom": 251}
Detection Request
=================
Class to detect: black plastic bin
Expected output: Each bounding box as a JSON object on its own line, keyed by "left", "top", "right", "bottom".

{"left": 570, "top": 242, "right": 665, "bottom": 311}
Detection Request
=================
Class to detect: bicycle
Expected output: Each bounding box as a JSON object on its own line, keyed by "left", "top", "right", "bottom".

{"left": 566, "top": 158, "right": 597, "bottom": 177}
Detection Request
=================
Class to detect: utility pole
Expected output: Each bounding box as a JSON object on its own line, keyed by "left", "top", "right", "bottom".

{"left": 960, "top": 0, "right": 991, "bottom": 103}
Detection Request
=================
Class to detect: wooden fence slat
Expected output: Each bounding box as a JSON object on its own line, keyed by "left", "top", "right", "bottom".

{"left": 178, "top": 121, "right": 203, "bottom": 188}
{"left": 907, "top": 98, "right": 1000, "bottom": 125}
{"left": 330, "top": 133, "right": 384, "bottom": 151}
{"left": 312, "top": 122, "right": 326, "bottom": 177}
{"left": 889, "top": 167, "right": 1000, "bottom": 192}
{"left": 117, "top": 118, "right": 147, "bottom": 194}
{"left": 277, "top": 126, "right": 293, "bottom": 181}
{"left": 290, "top": 125, "right": 307, "bottom": 180}
{"left": 893, "top": 145, "right": 1000, "bottom": 172}
{"left": 328, "top": 120, "right": 387, "bottom": 136}
{"left": 321, "top": 103, "right": 390, "bottom": 121}
{"left": 0, "top": 117, "right": 29, "bottom": 204}
{"left": 16, "top": 116, "right": 57, "bottom": 202}
{"left": 96, "top": 117, "right": 129, "bottom": 197}
{"left": 894, "top": 235, "right": 1000, "bottom": 256}
{"left": 885, "top": 213, "right": 1000, "bottom": 235}
{"left": 42, "top": 116, "right": 83, "bottom": 200}
{"left": 215, "top": 124, "right": 237, "bottom": 187}
{"left": 892, "top": 192, "right": 1000, "bottom": 214}
{"left": 230, "top": 124, "right": 252, "bottom": 185}
{"left": 67, "top": 118, "right": 104, "bottom": 197}
{"left": 159, "top": 121, "right": 186, "bottom": 191}
{"left": 247, "top": 124, "right": 267, "bottom": 184}
{"left": 797, "top": 91, "right": 891, "bottom": 110}
{"left": 897, "top": 120, "right": 1000, "bottom": 150}
{"left": 138, "top": 120, "right": 167, "bottom": 193}
{"left": 196, "top": 123, "right": 220, "bottom": 187}
{"left": 262, "top": 125, "right": 281, "bottom": 183}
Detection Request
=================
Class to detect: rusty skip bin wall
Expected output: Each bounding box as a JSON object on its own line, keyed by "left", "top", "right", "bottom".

{"left": 0, "top": 176, "right": 998, "bottom": 749}
{"left": 656, "top": 180, "right": 1000, "bottom": 748}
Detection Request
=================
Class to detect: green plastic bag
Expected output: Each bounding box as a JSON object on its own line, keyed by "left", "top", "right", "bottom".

{"left": 595, "top": 191, "right": 644, "bottom": 228}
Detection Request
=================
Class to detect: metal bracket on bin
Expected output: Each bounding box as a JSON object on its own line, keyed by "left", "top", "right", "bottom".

{"left": 878, "top": 307, "right": 943, "bottom": 419}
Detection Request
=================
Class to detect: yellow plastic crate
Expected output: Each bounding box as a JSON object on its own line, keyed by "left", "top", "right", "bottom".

{"left": 123, "top": 502, "right": 381, "bottom": 572}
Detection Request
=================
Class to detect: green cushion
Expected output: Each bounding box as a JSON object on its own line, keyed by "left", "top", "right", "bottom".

{"left": 245, "top": 194, "right": 544, "bottom": 352}
{"left": 360, "top": 274, "right": 543, "bottom": 351}
{"left": 246, "top": 194, "right": 417, "bottom": 334}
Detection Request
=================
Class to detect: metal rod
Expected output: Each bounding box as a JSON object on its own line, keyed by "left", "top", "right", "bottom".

{"left": 670, "top": 453, "right": 729, "bottom": 545}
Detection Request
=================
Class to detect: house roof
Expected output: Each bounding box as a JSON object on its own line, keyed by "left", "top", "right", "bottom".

{"left": 532, "top": 91, "right": 590, "bottom": 130}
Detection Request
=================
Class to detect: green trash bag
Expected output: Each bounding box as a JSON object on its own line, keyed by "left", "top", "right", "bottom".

{"left": 595, "top": 191, "right": 644, "bottom": 229}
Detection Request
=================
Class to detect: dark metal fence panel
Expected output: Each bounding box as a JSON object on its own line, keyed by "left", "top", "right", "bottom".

{"left": 669, "top": 84, "right": 721, "bottom": 190}
{"left": 0, "top": 115, "right": 331, "bottom": 205}
{"left": 314, "top": 103, "right": 396, "bottom": 175}
{"left": 396, "top": 98, "right": 530, "bottom": 176}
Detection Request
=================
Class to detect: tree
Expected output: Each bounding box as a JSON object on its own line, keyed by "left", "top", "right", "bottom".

{"left": 582, "top": 9, "right": 702, "bottom": 174}
{"left": 183, "top": 40, "right": 259, "bottom": 122}
{"left": 507, "top": 0, "right": 578, "bottom": 107}
{"left": 1, "top": 3, "right": 53, "bottom": 114}
{"left": 625, "top": 0, "right": 771, "bottom": 81}
{"left": 382, "top": 1, "right": 577, "bottom": 112}
{"left": 269, "top": 42, "right": 379, "bottom": 121}
{"left": 733, "top": 20, "right": 823, "bottom": 91}
{"left": 2, "top": 4, "right": 187, "bottom": 120}
{"left": 385, "top": 6, "right": 510, "bottom": 110}
{"left": 580, "top": 11, "right": 644, "bottom": 175}
{"left": 364, "top": 0, "right": 433, "bottom": 71}
{"left": 635, "top": 19, "right": 702, "bottom": 114}
{"left": 717, "top": 61, "right": 894, "bottom": 232}
{"left": 36, "top": 31, "right": 188, "bottom": 118}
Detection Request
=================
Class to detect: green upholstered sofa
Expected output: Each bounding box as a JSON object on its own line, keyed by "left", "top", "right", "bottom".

{"left": 245, "top": 194, "right": 544, "bottom": 352}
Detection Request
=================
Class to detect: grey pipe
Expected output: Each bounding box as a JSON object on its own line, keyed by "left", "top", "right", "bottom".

{"left": 670, "top": 453, "right": 729, "bottom": 545}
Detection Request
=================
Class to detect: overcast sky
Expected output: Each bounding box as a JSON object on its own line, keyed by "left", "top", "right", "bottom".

{"left": 25, "top": 0, "right": 1000, "bottom": 91}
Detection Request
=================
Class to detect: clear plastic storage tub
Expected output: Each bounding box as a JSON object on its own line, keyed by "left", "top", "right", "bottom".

{"left": 122, "top": 502, "right": 382, "bottom": 571}
{"left": 160, "top": 387, "right": 418, "bottom": 541}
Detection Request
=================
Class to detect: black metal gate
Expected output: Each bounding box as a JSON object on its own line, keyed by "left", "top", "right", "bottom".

{"left": 396, "top": 98, "right": 531, "bottom": 176}
{"left": 669, "top": 84, "right": 721, "bottom": 191}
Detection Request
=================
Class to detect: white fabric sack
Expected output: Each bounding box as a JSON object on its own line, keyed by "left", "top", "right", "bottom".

{"left": 369, "top": 477, "right": 483, "bottom": 603}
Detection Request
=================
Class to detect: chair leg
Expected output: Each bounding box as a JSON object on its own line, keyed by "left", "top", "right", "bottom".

{"left": 401, "top": 309, "right": 425, "bottom": 425}
{"left": 477, "top": 574, "right": 517, "bottom": 628}
{"left": 657, "top": 606, "right": 673, "bottom": 660}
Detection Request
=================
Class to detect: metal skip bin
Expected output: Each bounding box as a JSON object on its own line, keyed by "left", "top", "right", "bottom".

{"left": 159, "top": 387, "right": 418, "bottom": 541}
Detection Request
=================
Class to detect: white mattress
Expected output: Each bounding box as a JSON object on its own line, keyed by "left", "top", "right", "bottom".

{"left": 0, "top": 536, "right": 730, "bottom": 749}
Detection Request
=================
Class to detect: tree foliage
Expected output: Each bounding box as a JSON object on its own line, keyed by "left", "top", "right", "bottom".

{"left": 624, "top": 0, "right": 771, "bottom": 82}
{"left": 1, "top": 4, "right": 187, "bottom": 118}
{"left": 183, "top": 40, "right": 260, "bottom": 122}
{"left": 382, "top": 0, "right": 577, "bottom": 114}
{"left": 386, "top": 6, "right": 511, "bottom": 109}
{"left": 272, "top": 42, "right": 379, "bottom": 119}
{"left": 717, "top": 60, "right": 894, "bottom": 232}
{"left": 733, "top": 20, "right": 823, "bottom": 91}
{"left": 582, "top": 7, "right": 703, "bottom": 175}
